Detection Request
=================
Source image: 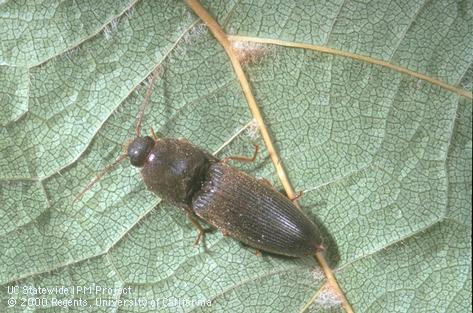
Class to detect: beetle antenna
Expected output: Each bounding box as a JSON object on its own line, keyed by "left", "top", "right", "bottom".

{"left": 74, "top": 67, "right": 160, "bottom": 204}
{"left": 135, "top": 68, "right": 160, "bottom": 137}
{"left": 73, "top": 154, "right": 128, "bottom": 204}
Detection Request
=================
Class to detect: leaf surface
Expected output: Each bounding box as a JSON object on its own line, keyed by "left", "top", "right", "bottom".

{"left": 0, "top": 1, "right": 471, "bottom": 312}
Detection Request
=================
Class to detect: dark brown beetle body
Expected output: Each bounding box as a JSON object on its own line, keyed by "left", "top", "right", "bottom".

{"left": 128, "top": 136, "right": 323, "bottom": 257}
{"left": 193, "top": 162, "right": 322, "bottom": 257}
{"left": 140, "top": 137, "right": 218, "bottom": 209}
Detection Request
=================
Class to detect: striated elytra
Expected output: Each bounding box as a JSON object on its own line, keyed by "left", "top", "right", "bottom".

{"left": 127, "top": 135, "right": 324, "bottom": 257}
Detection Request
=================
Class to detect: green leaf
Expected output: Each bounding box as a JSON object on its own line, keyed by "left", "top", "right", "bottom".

{"left": 0, "top": 1, "right": 471, "bottom": 312}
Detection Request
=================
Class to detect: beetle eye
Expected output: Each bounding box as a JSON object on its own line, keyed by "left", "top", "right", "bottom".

{"left": 127, "top": 136, "right": 155, "bottom": 167}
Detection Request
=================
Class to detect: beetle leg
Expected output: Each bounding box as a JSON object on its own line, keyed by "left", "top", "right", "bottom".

{"left": 150, "top": 127, "right": 158, "bottom": 140}
{"left": 259, "top": 177, "right": 304, "bottom": 203}
{"left": 316, "top": 244, "right": 326, "bottom": 253}
{"left": 222, "top": 143, "right": 259, "bottom": 164}
{"left": 289, "top": 190, "right": 305, "bottom": 203}
{"left": 186, "top": 213, "right": 211, "bottom": 246}
{"left": 259, "top": 177, "right": 273, "bottom": 186}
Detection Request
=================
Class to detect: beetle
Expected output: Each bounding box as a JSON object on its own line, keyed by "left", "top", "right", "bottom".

{"left": 77, "top": 70, "right": 324, "bottom": 258}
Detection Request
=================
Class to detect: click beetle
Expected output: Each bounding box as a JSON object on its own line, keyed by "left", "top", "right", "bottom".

{"left": 77, "top": 71, "right": 324, "bottom": 258}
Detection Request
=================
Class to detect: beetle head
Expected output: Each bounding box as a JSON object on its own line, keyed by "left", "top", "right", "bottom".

{"left": 127, "top": 136, "right": 155, "bottom": 167}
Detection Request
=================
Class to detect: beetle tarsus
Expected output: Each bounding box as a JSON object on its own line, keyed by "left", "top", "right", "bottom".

{"left": 289, "top": 190, "right": 305, "bottom": 202}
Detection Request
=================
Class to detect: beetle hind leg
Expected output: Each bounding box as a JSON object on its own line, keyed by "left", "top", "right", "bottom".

{"left": 259, "top": 177, "right": 273, "bottom": 186}
{"left": 194, "top": 227, "right": 213, "bottom": 246}
{"left": 289, "top": 190, "right": 305, "bottom": 203}
{"left": 222, "top": 143, "right": 259, "bottom": 164}
{"left": 186, "top": 213, "right": 212, "bottom": 246}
